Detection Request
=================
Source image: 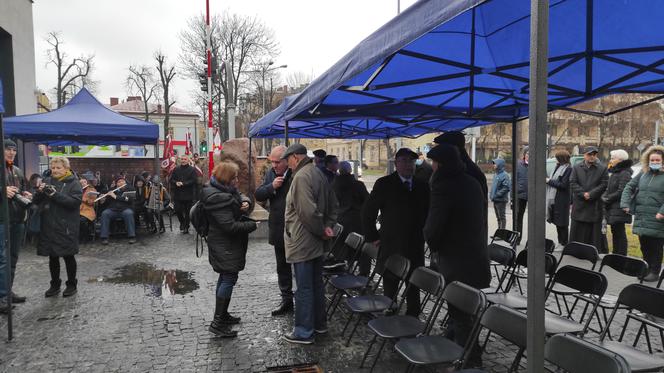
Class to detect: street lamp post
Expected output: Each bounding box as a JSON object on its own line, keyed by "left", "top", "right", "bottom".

{"left": 258, "top": 61, "right": 287, "bottom": 154}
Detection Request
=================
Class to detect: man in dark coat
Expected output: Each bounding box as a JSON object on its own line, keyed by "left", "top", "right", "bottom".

{"left": 255, "top": 145, "right": 294, "bottom": 316}
{"left": 433, "top": 132, "right": 489, "bottom": 244}
{"left": 601, "top": 150, "right": 633, "bottom": 255}
{"left": 321, "top": 155, "right": 339, "bottom": 184}
{"left": 170, "top": 154, "right": 198, "bottom": 233}
{"left": 423, "top": 143, "right": 489, "bottom": 365}
{"left": 99, "top": 177, "right": 136, "bottom": 245}
{"left": 332, "top": 161, "right": 369, "bottom": 274}
{"left": 414, "top": 151, "right": 433, "bottom": 185}
{"left": 0, "top": 139, "right": 30, "bottom": 312}
{"left": 363, "top": 148, "right": 429, "bottom": 317}
{"left": 570, "top": 146, "right": 609, "bottom": 252}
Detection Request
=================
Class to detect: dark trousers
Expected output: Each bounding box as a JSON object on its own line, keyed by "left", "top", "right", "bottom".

{"left": 175, "top": 200, "right": 193, "bottom": 231}
{"left": 273, "top": 244, "right": 293, "bottom": 300}
{"left": 515, "top": 198, "right": 527, "bottom": 243}
{"left": 0, "top": 223, "right": 25, "bottom": 298}
{"left": 639, "top": 235, "right": 663, "bottom": 274}
{"left": 570, "top": 220, "right": 605, "bottom": 253}
{"left": 556, "top": 225, "right": 569, "bottom": 246}
{"left": 383, "top": 271, "right": 420, "bottom": 317}
{"left": 49, "top": 255, "right": 77, "bottom": 285}
{"left": 610, "top": 223, "right": 628, "bottom": 256}
{"left": 216, "top": 272, "right": 238, "bottom": 298}
{"left": 493, "top": 202, "right": 507, "bottom": 230}
{"left": 447, "top": 305, "right": 482, "bottom": 361}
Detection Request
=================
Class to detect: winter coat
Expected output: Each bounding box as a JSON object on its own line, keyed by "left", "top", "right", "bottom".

{"left": 0, "top": 165, "right": 28, "bottom": 224}
{"left": 620, "top": 161, "right": 664, "bottom": 238}
{"left": 34, "top": 174, "right": 82, "bottom": 257}
{"left": 170, "top": 165, "right": 198, "bottom": 201}
{"left": 284, "top": 157, "right": 338, "bottom": 264}
{"left": 254, "top": 167, "right": 292, "bottom": 247}
{"left": 202, "top": 179, "right": 257, "bottom": 273}
{"left": 546, "top": 164, "right": 572, "bottom": 227}
{"left": 424, "top": 144, "right": 490, "bottom": 289}
{"left": 102, "top": 185, "right": 135, "bottom": 212}
{"left": 516, "top": 160, "right": 529, "bottom": 200}
{"left": 490, "top": 159, "right": 511, "bottom": 203}
{"left": 80, "top": 185, "right": 97, "bottom": 222}
{"left": 602, "top": 160, "right": 633, "bottom": 225}
{"left": 570, "top": 161, "right": 608, "bottom": 223}
{"left": 332, "top": 173, "right": 369, "bottom": 237}
{"left": 362, "top": 171, "right": 429, "bottom": 271}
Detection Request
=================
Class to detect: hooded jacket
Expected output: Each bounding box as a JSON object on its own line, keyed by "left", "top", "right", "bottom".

{"left": 423, "top": 144, "right": 490, "bottom": 289}
{"left": 284, "top": 157, "right": 338, "bottom": 264}
{"left": 621, "top": 145, "right": 664, "bottom": 238}
{"left": 201, "top": 178, "right": 257, "bottom": 273}
{"left": 602, "top": 159, "right": 633, "bottom": 225}
{"left": 490, "top": 158, "right": 511, "bottom": 203}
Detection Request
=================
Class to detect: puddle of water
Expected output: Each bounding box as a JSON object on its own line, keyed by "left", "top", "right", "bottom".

{"left": 89, "top": 262, "right": 199, "bottom": 297}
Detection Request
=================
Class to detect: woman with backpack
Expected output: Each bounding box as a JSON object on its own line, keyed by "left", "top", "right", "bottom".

{"left": 200, "top": 161, "right": 257, "bottom": 337}
{"left": 621, "top": 145, "right": 664, "bottom": 282}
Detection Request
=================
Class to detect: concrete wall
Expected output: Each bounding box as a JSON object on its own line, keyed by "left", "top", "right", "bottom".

{"left": 0, "top": 0, "right": 39, "bottom": 176}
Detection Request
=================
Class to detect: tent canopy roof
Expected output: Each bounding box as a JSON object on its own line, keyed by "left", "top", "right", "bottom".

{"left": 4, "top": 88, "right": 159, "bottom": 145}
{"left": 0, "top": 79, "right": 4, "bottom": 114}
{"left": 250, "top": 0, "right": 664, "bottom": 139}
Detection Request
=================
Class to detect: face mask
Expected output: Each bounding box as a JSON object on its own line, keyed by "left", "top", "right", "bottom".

{"left": 650, "top": 163, "right": 662, "bottom": 171}
{"left": 415, "top": 159, "right": 423, "bottom": 166}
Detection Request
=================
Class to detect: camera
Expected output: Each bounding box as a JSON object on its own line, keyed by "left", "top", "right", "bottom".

{"left": 12, "top": 193, "right": 32, "bottom": 209}
{"left": 42, "top": 185, "right": 57, "bottom": 197}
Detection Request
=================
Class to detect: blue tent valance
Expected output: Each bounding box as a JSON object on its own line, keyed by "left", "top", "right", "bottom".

{"left": 250, "top": 0, "right": 664, "bottom": 139}
{"left": 4, "top": 88, "right": 159, "bottom": 145}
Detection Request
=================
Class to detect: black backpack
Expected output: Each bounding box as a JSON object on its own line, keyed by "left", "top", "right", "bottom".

{"left": 190, "top": 197, "right": 210, "bottom": 257}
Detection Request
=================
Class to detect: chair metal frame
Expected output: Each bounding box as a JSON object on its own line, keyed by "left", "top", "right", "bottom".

{"left": 545, "top": 334, "right": 631, "bottom": 373}
{"left": 549, "top": 241, "right": 599, "bottom": 316}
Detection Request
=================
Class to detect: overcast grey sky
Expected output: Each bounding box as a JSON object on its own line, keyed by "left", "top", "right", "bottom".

{"left": 33, "top": 0, "right": 418, "bottom": 112}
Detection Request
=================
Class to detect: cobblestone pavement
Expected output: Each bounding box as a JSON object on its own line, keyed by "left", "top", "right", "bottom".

{"left": 1, "top": 225, "right": 662, "bottom": 372}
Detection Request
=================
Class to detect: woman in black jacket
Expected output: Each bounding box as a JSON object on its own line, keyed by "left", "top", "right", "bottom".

{"left": 546, "top": 150, "right": 572, "bottom": 246}
{"left": 33, "top": 157, "right": 82, "bottom": 297}
{"left": 200, "top": 161, "right": 257, "bottom": 338}
{"left": 602, "top": 149, "right": 633, "bottom": 255}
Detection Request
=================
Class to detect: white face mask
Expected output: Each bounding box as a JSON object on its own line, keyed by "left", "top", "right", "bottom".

{"left": 415, "top": 159, "right": 423, "bottom": 166}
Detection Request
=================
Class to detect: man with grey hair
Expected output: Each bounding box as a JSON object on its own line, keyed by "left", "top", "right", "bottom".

{"left": 281, "top": 143, "right": 338, "bottom": 344}
{"left": 255, "top": 145, "right": 294, "bottom": 316}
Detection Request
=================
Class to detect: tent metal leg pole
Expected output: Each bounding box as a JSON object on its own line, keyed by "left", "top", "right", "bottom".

{"left": 248, "top": 137, "right": 253, "bottom": 203}
{"left": 285, "top": 121, "right": 289, "bottom": 147}
{"left": 527, "top": 0, "right": 549, "bottom": 371}
{"left": 511, "top": 118, "right": 518, "bottom": 231}
{"left": 0, "top": 113, "right": 13, "bottom": 341}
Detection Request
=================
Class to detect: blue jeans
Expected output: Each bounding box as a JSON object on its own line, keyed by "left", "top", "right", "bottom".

{"left": 216, "top": 272, "right": 238, "bottom": 298}
{"left": 100, "top": 209, "right": 135, "bottom": 238}
{"left": 0, "top": 223, "right": 25, "bottom": 298}
{"left": 293, "top": 256, "right": 326, "bottom": 339}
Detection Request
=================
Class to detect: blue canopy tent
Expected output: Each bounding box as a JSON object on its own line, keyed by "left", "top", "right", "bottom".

{"left": 249, "top": 0, "right": 664, "bottom": 370}
{"left": 250, "top": 0, "right": 664, "bottom": 139}
{"left": 4, "top": 88, "right": 159, "bottom": 145}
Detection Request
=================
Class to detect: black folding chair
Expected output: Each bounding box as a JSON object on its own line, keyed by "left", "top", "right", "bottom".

{"left": 326, "top": 242, "right": 380, "bottom": 319}
{"left": 545, "top": 334, "right": 631, "bottom": 373}
{"left": 484, "top": 243, "right": 517, "bottom": 294}
{"left": 544, "top": 265, "right": 608, "bottom": 337}
{"left": 322, "top": 230, "right": 362, "bottom": 285}
{"left": 479, "top": 305, "right": 527, "bottom": 373}
{"left": 657, "top": 268, "right": 663, "bottom": 289}
{"left": 341, "top": 254, "right": 411, "bottom": 347}
{"left": 511, "top": 239, "right": 556, "bottom": 294}
{"left": 549, "top": 241, "right": 599, "bottom": 315}
{"left": 488, "top": 229, "right": 519, "bottom": 284}
{"left": 598, "top": 284, "right": 664, "bottom": 372}
{"left": 360, "top": 267, "right": 446, "bottom": 372}
{"left": 394, "top": 282, "right": 487, "bottom": 372}
{"left": 571, "top": 254, "right": 649, "bottom": 337}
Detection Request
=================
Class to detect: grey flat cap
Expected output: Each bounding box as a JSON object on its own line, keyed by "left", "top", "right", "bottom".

{"left": 281, "top": 143, "right": 308, "bottom": 159}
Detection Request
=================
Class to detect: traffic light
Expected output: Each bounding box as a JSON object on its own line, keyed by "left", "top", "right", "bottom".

{"left": 200, "top": 140, "right": 208, "bottom": 153}
{"left": 199, "top": 56, "right": 219, "bottom": 92}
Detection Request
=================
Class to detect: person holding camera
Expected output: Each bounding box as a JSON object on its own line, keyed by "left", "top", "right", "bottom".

{"left": 0, "top": 139, "right": 31, "bottom": 313}
{"left": 33, "top": 156, "right": 82, "bottom": 298}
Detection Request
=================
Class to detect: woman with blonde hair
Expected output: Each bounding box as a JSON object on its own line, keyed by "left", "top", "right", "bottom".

{"left": 621, "top": 145, "right": 664, "bottom": 281}
{"left": 200, "top": 161, "right": 257, "bottom": 337}
{"left": 33, "top": 156, "right": 82, "bottom": 296}
{"left": 602, "top": 149, "right": 633, "bottom": 255}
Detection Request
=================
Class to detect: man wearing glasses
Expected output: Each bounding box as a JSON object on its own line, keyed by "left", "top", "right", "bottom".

{"left": 255, "top": 145, "right": 294, "bottom": 316}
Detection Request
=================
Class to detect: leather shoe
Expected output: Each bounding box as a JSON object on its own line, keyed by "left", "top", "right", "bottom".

{"left": 11, "top": 292, "right": 26, "bottom": 303}
{"left": 271, "top": 299, "right": 294, "bottom": 316}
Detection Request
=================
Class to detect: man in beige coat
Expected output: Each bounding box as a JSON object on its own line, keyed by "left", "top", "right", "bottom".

{"left": 281, "top": 143, "right": 338, "bottom": 344}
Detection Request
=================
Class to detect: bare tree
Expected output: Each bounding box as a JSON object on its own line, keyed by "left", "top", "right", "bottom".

{"left": 155, "top": 52, "right": 176, "bottom": 141}
{"left": 179, "top": 12, "right": 279, "bottom": 141}
{"left": 45, "top": 32, "right": 96, "bottom": 108}
{"left": 126, "top": 65, "right": 158, "bottom": 121}
{"left": 286, "top": 71, "right": 314, "bottom": 94}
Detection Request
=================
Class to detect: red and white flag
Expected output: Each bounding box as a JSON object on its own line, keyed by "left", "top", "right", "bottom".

{"left": 185, "top": 129, "right": 194, "bottom": 155}
{"left": 212, "top": 127, "right": 223, "bottom": 155}
{"left": 161, "top": 133, "right": 176, "bottom": 175}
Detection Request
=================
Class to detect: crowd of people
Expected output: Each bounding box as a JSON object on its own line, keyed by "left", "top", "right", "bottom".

{"left": 0, "top": 150, "right": 203, "bottom": 313}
